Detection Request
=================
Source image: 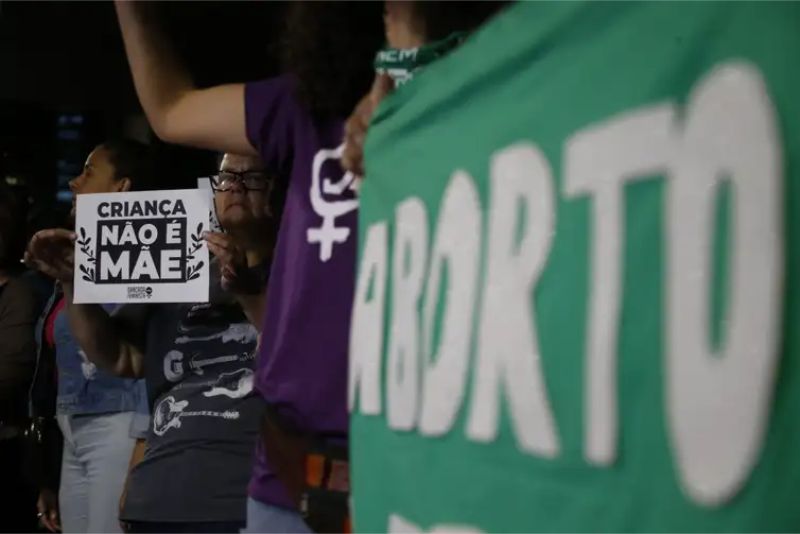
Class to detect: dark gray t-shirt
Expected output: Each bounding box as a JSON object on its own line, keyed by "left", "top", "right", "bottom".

{"left": 120, "top": 268, "right": 263, "bottom": 523}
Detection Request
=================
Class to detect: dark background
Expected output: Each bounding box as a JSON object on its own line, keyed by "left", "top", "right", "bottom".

{"left": 0, "top": 1, "right": 286, "bottom": 236}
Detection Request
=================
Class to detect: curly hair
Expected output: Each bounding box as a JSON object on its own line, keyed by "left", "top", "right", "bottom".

{"left": 280, "top": 2, "right": 385, "bottom": 119}
{"left": 280, "top": 2, "right": 508, "bottom": 120}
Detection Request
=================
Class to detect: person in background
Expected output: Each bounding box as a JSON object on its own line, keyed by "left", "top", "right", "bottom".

{"left": 0, "top": 184, "right": 39, "bottom": 533}
{"left": 26, "top": 153, "right": 277, "bottom": 533}
{"left": 113, "top": 2, "right": 505, "bottom": 532}
{"left": 116, "top": 2, "right": 506, "bottom": 532}
{"left": 113, "top": 2, "right": 382, "bottom": 531}
{"left": 26, "top": 140, "right": 151, "bottom": 534}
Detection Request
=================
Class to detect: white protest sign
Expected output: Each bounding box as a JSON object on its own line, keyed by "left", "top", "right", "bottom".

{"left": 197, "top": 177, "right": 223, "bottom": 233}
{"left": 73, "top": 189, "right": 211, "bottom": 304}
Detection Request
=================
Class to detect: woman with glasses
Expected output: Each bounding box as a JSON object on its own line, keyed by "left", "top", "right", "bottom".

{"left": 26, "top": 152, "right": 279, "bottom": 533}
{"left": 206, "top": 158, "right": 278, "bottom": 326}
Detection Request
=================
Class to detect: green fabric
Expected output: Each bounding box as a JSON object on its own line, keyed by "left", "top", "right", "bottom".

{"left": 352, "top": 2, "right": 800, "bottom": 532}
{"left": 374, "top": 32, "right": 467, "bottom": 86}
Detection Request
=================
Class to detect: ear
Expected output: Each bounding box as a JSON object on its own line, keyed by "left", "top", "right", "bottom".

{"left": 116, "top": 177, "right": 132, "bottom": 193}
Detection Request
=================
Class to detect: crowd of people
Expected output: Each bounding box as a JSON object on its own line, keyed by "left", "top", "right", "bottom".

{"left": 1, "top": 1, "right": 798, "bottom": 533}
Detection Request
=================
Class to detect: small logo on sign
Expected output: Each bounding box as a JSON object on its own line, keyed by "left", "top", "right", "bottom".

{"left": 127, "top": 286, "right": 154, "bottom": 299}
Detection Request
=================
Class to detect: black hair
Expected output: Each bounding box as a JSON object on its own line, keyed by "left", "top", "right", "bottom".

{"left": 99, "top": 138, "right": 153, "bottom": 191}
{"left": 279, "top": 2, "right": 507, "bottom": 120}
{"left": 280, "top": 2, "right": 385, "bottom": 119}
{"left": 413, "top": 2, "right": 509, "bottom": 42}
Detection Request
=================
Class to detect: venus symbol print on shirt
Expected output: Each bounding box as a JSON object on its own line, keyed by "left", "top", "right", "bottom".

{"left": 307, "top": 144, "right": 359, "bottom": 262}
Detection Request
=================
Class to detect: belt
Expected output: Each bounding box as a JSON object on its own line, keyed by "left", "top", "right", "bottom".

{"left": 305, "top": 451, "right": 350, "bottom": 493}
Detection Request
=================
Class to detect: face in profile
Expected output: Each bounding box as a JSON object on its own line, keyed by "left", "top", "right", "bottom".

{"left": 213, "top": 154, "right": 274, "bottom": 235}
{"left": 68, "top": 145, "right": 130, "bottom": 219}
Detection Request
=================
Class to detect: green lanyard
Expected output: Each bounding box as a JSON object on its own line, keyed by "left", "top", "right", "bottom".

{"left": 374, "top": 32, "right": 467, "bottom": 86}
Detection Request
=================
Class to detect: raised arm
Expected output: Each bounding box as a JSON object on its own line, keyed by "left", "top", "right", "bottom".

{"left": 25, "top": 229, "right": 145, "bottom": 379}
{"left": 115, "top": 0, "right": 256, "bottom": 156}
{"left": 62, "top": 283, "right": 145, "bottom": 379}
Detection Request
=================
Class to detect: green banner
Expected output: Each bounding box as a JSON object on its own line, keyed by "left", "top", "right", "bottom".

{"left": 350, "top": 2, "right": 800, "bottom": 532}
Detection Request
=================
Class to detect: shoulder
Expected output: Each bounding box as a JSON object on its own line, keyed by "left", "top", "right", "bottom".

{"left": 246, "top": 74, "right": 299, "bottom": 99}
{"left": 244, "top": 74, "right": 304, "bottom": 121}
{"left": 244, "top": 74, "right": 310, "bottom": 168}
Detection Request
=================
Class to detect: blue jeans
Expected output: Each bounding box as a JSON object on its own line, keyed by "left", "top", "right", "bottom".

{"left": 241, "top": 498, "right": 310, "bottom": 533}
{"left": 57, "top": 412, "right": 138, "bottom": 533}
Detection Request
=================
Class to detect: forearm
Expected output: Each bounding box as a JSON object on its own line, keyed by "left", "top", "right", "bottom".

{"left": 115, "top": 1, "right": 193, "bottom": 137}
{"left": 115, "top": 0, "right": 253, "bottom": 154}
{"left": 62, "top": 283, "right": 143, "bottom": 378}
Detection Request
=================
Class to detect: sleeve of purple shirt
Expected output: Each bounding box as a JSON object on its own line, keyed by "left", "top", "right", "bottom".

{"left": 244, "top": 75, "right": 299, "bottom": 180}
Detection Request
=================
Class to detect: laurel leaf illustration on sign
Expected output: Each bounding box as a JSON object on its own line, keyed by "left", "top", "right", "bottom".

{"left": 186, "top": 222, "right": 204, "bottom": 279}
{"left": 76, "top": 226, "right": 96, "bottom": 281}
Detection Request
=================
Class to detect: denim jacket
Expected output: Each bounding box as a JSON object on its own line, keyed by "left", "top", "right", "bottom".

{"left": 31, "top": 287, "right": 149, "bottom": 437}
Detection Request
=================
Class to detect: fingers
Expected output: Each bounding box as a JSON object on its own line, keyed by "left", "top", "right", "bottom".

{"left": 342, "top": 73, "right": 395, "bottom": 177}
{"left": 37, "top": 492, "right": 60, "bottom": 532}
{"left": 204, "top": 232, "right": 245, "bottom": 267}
{"left": 206, "top": 241, "right": 232, "bottom": 264}
{"left": 369, "top": 72, "right": 394, "bottom": 108}
{"left": 202, "top": 231, "right": 229, "bottom": 248}
{"left": 204, "top": 232, "right": 232, "bottom": 258}
{"left": 50, "top": 510, "right": 61, "bottom": 532}
{"left": 221, "top": 264, "right": 236, "bottom": 278}
{"left": 27, "top": 259, "right": 63, "bottom": 281}
{"left": 29, "top": 229, "right": 76, "bottom": 251}
{"left": 342, "top": 119, "right": 365, "bottom": 176}
{"left": 41, "top": 511, "right": 58, "bottom": 532}
{"left": 23, "top": 250, "right": 38, "bottom": 271}
{"left": 35, "top": 228, "right": 76, "bottom": 240}
{"left": 342, "top": 95, "right": 371, "bottom": 176}
{"left": 27, "top": 229, "right": 77, "bottom": 280}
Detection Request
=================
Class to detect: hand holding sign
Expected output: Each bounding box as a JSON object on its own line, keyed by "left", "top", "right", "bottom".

{"left": 203, "top": 231, "right": 252, "bottom": 294}
{"left": 73, "top": 189, "right": 210, "bottom": 303}
{"left": 342, "top": 73, "right": 394, "bottom": 178}
{"left": 25, "top": 229, "right": 77, "bottom": 283}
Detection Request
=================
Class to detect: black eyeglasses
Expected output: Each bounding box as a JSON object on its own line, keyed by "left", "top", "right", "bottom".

{"left": 211, "top": 171, "right": 271, "bottom": 192}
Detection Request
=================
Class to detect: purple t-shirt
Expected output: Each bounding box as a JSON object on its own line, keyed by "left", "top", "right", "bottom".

{"left": 244, "top": 76, "right": 356, "bottom": 508}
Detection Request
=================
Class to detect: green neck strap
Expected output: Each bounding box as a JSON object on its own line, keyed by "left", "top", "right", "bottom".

{"left": 374, "top": 32, "right": 467, "bottom": 86}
